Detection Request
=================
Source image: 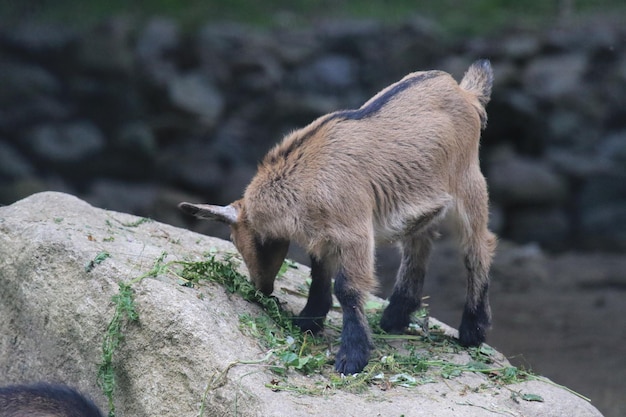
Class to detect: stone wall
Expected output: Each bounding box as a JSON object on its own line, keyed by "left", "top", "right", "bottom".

{"left": 1, "top": 17, "right": 625, "bottom": 251}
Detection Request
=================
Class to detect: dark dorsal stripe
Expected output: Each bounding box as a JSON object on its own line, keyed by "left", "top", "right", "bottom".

{"left": 266, "top": 71, "right": 443, "bottom": 165}
{"left": 330, "top": 71, "right": 442, "bottom": 121}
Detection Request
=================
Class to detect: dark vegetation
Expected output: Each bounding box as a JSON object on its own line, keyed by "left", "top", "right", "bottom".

{"left": 3, "top": 0, "right": 625, "bottom": 35}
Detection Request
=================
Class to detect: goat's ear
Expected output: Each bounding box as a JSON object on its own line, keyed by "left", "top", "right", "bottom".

{"left": 178, "top": 202, "right": 239, "bottom": 225}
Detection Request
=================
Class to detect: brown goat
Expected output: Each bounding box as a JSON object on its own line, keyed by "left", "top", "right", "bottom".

{"left": 179, "top": 60, "right": 496, "bottom": 374}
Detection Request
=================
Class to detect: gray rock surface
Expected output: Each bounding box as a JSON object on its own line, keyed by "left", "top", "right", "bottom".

{"left": 0, "top": 192, "right": 603, "bottom": 417}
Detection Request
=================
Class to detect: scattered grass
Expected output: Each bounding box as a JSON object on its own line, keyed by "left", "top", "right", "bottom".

{"left": 179, "top": 254, "right": 592, "bottom": 403}
{"left": 85, "top": 251, "right": 111, "bottom": 272}
{"left": 118, "top": 217, "right": 152, "bottom": 228}
{"left": 175, "top": 254, "right": 536, "bottom": 393}
{"left": 277, "top": 258, "right": 298, "bottom": 278}
{"left": 97, "top": 250, "right": 589, "bottom": 417}
{"left": 97, "top": 252, "right": 168, "bottom": 417}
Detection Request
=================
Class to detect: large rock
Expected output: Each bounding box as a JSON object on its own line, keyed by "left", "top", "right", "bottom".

{"left": 0, "top": 192, "right": 603, "bottom": 417}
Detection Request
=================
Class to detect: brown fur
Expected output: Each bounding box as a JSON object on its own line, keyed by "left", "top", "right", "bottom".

{"left": 179, "top": 60, "right": 496, "bottom": 374}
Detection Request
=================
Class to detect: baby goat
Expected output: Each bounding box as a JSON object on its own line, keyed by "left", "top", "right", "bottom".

{"left": 179, "top": 60, "right": 496, "bottom": 375}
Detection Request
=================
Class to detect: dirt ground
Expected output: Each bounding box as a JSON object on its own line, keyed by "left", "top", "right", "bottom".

{"left": 384, "top": 239, "right": 626, "bottom": 417}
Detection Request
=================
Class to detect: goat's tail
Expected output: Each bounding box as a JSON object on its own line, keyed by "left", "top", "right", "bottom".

{"left": 460, "top": 59, "right": 493, "bottom": 129}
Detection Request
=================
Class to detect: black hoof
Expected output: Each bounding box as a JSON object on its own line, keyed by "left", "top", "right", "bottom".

{"left": 458, "top": 308, "right": 490, "bottom": 347}
{"left": 379, "top": 300, "right": 414, "bottom": 334}
{"left": 293, "top": 315, "right": 325, "bottom": 334}
{"left": 334, "top": 344, "right": 371, "bottom": 374}
{"left": 458, "top": 324, "right": 486, "bottom": 347}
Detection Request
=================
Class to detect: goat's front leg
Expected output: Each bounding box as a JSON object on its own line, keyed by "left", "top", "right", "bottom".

{"left": 334, "top": 270, "right": 373, "bottom": 374}
{"left": 293, "top": 256, "right": 333, "bottom": 334}
{"left": 333, "top": 242, "right": 376, "bottom": 374}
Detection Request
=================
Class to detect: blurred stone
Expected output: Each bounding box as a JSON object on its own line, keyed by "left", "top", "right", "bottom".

{"left": 158, "top": 141, "right": 223, "bottom": 192}
{"left": 487, "top": 147, "right": 569, "bottom": 206}
{"left": 115, "top": 122, "right": 158, "bottom": 158}
{"left": 1, "top": 22, "right": 76, "bottom": 53}
{"left": 167, "top": 72, "right": 224, "bottom": 128}
{"left": 26, "top": 121, "right": 105, "bottom": 163}
{"left": 296, "top": 54, "right": 357, "bottom": 92}
{"left": 0, "top": 96, "right": 73, "bottom": 131}
{"left": 523, "top": 53, "right": 587, "bottom": 101}
{"left": 599, "top": 130, "right": 626, "bottom": 168}
{"left": 581, "top": 204, "right": 626, "bottom": 251}
{"left": 231, "top": 52, "right": 283, "bottom": 93}
{"left": 579, "top": 175, "right": 626, "bottom": 211}
{"left": 197, "top": 22, "right": 273, "bottom": 84}
{"left": 545, "top": 24, "right": 620, "bottom": 53}
{"left": 0, "top": 62, "right": 61, "bottom": 104}
{"left": 317, "top": 18, "right": 382, "bottom": 44}
{"left": 271, "top": 29, "right": 318, "bottom": 65}
{"left": 136, "top": 17, "right": 181, "bottom": 87}
{"left": 546, "top": 149, "right": 613, "bottom": 178}
{"left": 0, "top": 141, "right": 33, "bottom": 179}
{"left": 77, "top": 17, "right": 134, "bottom": 74}
{"left": 490, "top": 60, "right": 519, "bottom": 88}
{"left": 547, "top": 109, "right": 601, "bottom": 150}
{"left": 577, "top": 174, "right": 626, "bottom": 248}
{"left": 500, "top": 33, "right": 541, "bottom": 60}
{"left": 84, "top": 179, "right": 158, "bottom": 215}
{"left": 215, "top": 165, "right": 256, "bottom": 204}
{"left": 507, "top": 207, "right": 570, "bottom": 250}
{"left": 484, "top": 89, "right": 543, "bottom": 154}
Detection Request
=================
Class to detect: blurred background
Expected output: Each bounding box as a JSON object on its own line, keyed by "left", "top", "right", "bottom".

{"left": 1, "top": 1, "right": 625, "bottom": 416}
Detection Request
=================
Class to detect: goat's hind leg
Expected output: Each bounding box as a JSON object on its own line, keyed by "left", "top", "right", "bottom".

{"left": 458, "top": 229, "right": 495, "bottom": 347}
{"left": 456, "top": 175, "right": 497, "bottom": 347}
{"left": 293, "top": 256, "right": 333, "bottom": 334}
{"left": 380, "top": 229, "right": 435, "bottom": 333}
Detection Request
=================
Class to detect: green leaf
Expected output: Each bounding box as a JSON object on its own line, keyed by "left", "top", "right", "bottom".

{"left": 279, "top": 351, "right": 299, "bottom": 367}
{"left": 364, "top": 299, "right": 385, "bottom": 311}
{"left": 85, "top": 251, "right": 111, "bottom": 272}
{"left": 466, "top": 360, "right": 491, "bottom": 371}
{"left": 522, "top": 393, "right": 544, "bottom": 402}
{"left": 479, "top": 344, "right": 496, "bottom": 356}
{"left": 389, "top": 373, "right": 418, "bottom": 387}
{"left": 270, "top": 366, "right": 287, "bottom": 376}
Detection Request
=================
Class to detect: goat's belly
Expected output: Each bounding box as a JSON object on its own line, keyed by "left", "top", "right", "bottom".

{"left": 374, "top": 222, "right": 404, "bottom": 246}
{"left": 373, "top": 200, "right": 450, "bottom": 244}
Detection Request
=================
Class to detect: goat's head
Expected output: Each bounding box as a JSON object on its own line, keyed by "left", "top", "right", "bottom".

{"left": 178, "top": 200, "right": 289, "bottom": 295}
